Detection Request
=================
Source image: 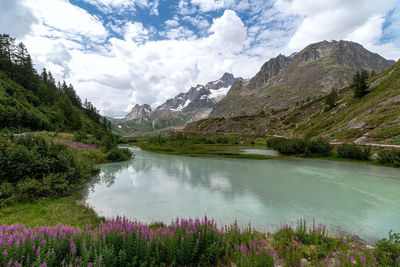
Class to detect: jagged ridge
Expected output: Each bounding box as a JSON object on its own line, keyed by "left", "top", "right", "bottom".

{"left": 210, "top": 40, "right": 394, "bottom": 118}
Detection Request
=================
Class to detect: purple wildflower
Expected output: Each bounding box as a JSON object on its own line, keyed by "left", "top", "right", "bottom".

{"left": 3, "top": 251, "right": 8, "bottom": 257}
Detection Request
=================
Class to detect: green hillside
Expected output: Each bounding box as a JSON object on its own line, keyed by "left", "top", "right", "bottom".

{"left": 184, "top": 60, "right": 400, "bottom": 144}
{"left": 0, "top": 34, "right": 132, "bottom": 207}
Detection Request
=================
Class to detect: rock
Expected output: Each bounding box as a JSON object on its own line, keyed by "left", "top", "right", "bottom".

{"left": 334, "top": 103, "right": 347, "bottom": 114}
{"left": 328, "top": 258, "right": 337, "bottom": 267}
{"left": 124, "top": 104, "right": 152, "bottom": 123}
{"left": 354, "top": 136, "right": 367, "bottom": 144}
{"left": 300, "top": 258, "right": 309, "bottom": 267}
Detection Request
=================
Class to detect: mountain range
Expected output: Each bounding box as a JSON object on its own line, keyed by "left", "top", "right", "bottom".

{"left": 184, "top": 59, "right": 400, "bottom": 145}
{"left": 110, "top": 73, "right": 243, "bottom": 136}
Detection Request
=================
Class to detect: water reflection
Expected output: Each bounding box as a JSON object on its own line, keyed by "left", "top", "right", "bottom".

{"left": 84, "top": 146, "right": 400, "bottom": 242}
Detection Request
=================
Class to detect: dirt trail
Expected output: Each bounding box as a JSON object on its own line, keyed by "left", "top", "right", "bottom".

{"left": 330, "top": 142, "right": 400, "bottom": 149}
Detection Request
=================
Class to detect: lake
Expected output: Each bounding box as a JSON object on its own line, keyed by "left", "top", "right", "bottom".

{"left": 84, "top": 146, "right": 400, "bottom": 243}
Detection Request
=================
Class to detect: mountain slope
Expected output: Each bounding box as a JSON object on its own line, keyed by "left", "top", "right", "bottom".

{"left": 184, "top": 60, "right": 400, "bottom": 145}
{"left": 210, "top": 40, "right": 394, "bottom": 118}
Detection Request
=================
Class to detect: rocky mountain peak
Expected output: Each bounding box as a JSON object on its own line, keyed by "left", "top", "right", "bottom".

{"left": 124, "top": 104, "right": 152, "bottom": 122}
{"left": 210, "top": 40, "right": 394, "bottom": 118}
{"left": 156, "top": 73, "right": 243, "bottom": 113}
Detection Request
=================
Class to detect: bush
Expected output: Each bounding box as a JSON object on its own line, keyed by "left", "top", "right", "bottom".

{"left": 73, "top": 130, "right": 87, "bottom": 142}
{"left": 305, "top": 139, "right": 332, "bottom": 156}
{"left": 375, "top": 230, "right": 400, "bottom": 266}
{"left": 106, "top": 148, "right": 133, "bottom": 162}
{"left": 0, "top": 134, "right": 98, "bottom": 205}
{"left": 377, "top": 149, "right": 400, "bottom": 166}
{"left": 337, "top": 144, "right": 370, "bottom": 160}
{"left": 267, "top": 137, "right": 305, "bottom": 155}
{"left": 267, "top": 137, "right": 332, "bottom": 156}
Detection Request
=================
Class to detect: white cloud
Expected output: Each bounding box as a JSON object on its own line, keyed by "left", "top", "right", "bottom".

{"left": 182, "top": 15, "right": 210, "bottom": 30}
{"left": 81, "top": 0, "right": 149, "bottom": 13}
{"left": 151, "top": 0, "right": 159, "bottom": 15}
{"left": 208, "top": 10, "right": 247, "bottom": 51}
{"left": 23, "top": 0, "right": 107, "bottom": 39}
{"left": 275, "top": 0, "right": 400, "bottom": 59}
{"left": 165, "top": 19, "right": 180, "bottom": 28}
{"left": 0, "top": 0, "right": 37, "bottom": 38}
{"left": 191, "top": 0, "right": 224, "bottom": 12}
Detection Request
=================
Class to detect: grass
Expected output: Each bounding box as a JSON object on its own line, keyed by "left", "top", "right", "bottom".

{"left": 138, "top": 142, "right": 283, "bottom": 160}
{"left": 0, "top": 195, "right": 102, "bottom": 228}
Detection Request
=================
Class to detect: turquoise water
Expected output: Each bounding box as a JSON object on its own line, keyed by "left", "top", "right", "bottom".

{"left": 84, "top": 146, "right": 400, "bottom": 242}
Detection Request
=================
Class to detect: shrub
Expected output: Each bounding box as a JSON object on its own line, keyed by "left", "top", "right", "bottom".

{"left": 377, "top": 149, "right": 400, "bottom": 166}
{"left": 215, "top": 136, "right": 229, "bottom": 144}
{"left": 0, "top": 134, "right": 98, "bottom": 205}
{"left": 337, "top": 144, "right": 370, "bottom": 160}
{"left": 73, "top": 130, "right": 87, "bottom": 142}
{"left": 375, "top": 230, "right": 400, "bottom": 266}
{"left": 305, "top": 139, "right": 332, "bottom": 156}
{"left": 106, "top": 148, "right": 133, "bottom": 162}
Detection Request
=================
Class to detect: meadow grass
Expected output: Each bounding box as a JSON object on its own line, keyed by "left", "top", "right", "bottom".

{"left": 0, "top": 195, "right": 102, "bottom": 228}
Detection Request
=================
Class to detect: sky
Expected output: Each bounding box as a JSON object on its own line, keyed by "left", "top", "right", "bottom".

{"left": 1, "top": 0, "right": 400, "bottom": 117}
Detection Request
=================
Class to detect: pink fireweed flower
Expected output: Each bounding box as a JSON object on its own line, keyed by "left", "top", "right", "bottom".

{"left": 99, "top": 256, "right": 103, "bottom": 264}
{"left": 360, "top": 256, "right": 367, "bottom": 263}
{"left": 396, "top": 256, "right": 400, "bottom": 262}
{"left": 3, "top": 250, "right": 8, "bottom": 257}
{"left": 41, "top": 263, "right": 47, "bottom": 267}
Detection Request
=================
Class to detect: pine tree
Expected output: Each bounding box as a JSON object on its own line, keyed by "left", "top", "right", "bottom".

{"left": 14, "top": 42, "right": 37, "bottom": 92}
{"left": 325, "top": 89, "right": 338, "bottom": 109}
{"left": 351, "top": 70, "right": 369, "bottom": 98}
{"left": 0, "top": 34, "right": 16, "bottom": 79}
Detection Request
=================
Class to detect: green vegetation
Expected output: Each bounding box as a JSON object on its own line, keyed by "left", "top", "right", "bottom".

{"left": 0, "top": 34, "right": 109, "bottom": 134}
{"left": 0, "top": 134, "right": 98, "bottom": 206}
{"left": 138, "top": 134, "right": 279, "bottom": 159}
{"left": 0, "top": 195, "right": 101, "bottom": 228}
{"left": 377, "top": 149, "right": 400, "bottom": 166}
{"left": 351, "top": 69, "right": 369, "bottom": 98}
{"left": 375, "top": 231, "right": 400, "bottom": 266}
{"left": 0, "top": 33, "right": 133, "bottom": 209}
{"left": 337, "top": 143, "right": 371, "bottom": 160}
{"left": 325, "top": 88, "right": 338, "bottom": 110}
{"left": 274, "top": 220, "right": 400, "bottom": 266}
{"left": 267, "top": 137, "right": 332, "bottom": 156}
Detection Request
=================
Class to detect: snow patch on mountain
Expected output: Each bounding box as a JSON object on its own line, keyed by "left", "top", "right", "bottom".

{"left": 170, "top": 99, "right": 191, "bottom": 111}
{"left": 209, "top": 86, "right": 230, "bottom": 102}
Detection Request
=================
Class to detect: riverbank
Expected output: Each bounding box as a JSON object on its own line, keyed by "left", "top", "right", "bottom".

{"left": 133, "top": 135, "right": 400, "bottom": 168}
{"left": 139, "top": 142, "right": 284, "bottom": 160}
